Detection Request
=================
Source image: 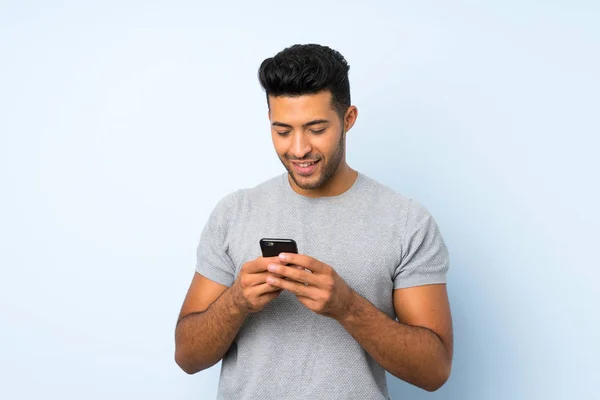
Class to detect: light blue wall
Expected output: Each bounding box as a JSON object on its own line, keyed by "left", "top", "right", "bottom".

{"left": 1, "top": 1, "right": 598, "bottom": 399}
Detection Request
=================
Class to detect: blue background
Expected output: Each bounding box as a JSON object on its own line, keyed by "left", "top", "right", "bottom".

{"left": 1, "top": 1, "right": 598, "bottom": 399}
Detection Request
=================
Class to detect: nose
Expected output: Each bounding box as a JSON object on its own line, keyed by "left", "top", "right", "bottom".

{"left": 289, "top": 131, "right": 311, "bottom": 159}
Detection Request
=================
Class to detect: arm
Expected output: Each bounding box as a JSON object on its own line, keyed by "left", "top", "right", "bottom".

{"left": 265, "top": 201, "right": 452, "bottom": 390}
{"left": 265, "top": 253, "right": 453, "bottom": 391}
{"left": 174, "top": 272, "right": 248, "bottom": 374}
{"left": 175, "top": 257, "right": 283, "bottom": 374}
{"left": 338, "top": 284, "right": 453, "bottom": 392}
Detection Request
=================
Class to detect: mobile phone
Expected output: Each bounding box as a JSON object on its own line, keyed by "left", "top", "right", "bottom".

{"left": 259, "top": 238, "right": 298, "bottom": 258}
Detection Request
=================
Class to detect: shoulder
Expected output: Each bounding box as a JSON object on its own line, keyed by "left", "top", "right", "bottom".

{"left": 357, "top": 173, "right": 438, "bottom": 226}
{"left": 211, "top": 173, "right": 284, "bottom": 214}
{"left": 245, "top": 173, "right": 284, "bottom": 196}
{"left": 358, "top": 172, "right": 412, "bottom": 210}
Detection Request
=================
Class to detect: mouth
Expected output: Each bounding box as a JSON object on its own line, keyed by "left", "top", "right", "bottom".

{"left": 290, "top": 159, "right": 320, "bottom": 176}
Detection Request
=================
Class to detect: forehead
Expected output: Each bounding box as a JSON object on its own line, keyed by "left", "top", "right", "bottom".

{"left": 269, "top": 91, "right": 335, "bottom": 123}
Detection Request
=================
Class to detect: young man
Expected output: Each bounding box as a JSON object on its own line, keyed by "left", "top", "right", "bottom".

{"left": 175, "top": 44, "right": 453, "bottom": 399}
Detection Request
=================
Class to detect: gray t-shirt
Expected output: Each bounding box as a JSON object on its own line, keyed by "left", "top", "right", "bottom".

{"left": 196, "top": 172, "right": 450, "bottom": 400}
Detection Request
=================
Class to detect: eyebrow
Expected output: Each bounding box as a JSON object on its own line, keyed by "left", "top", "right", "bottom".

{"left": 271, "top": 119, "right": 330, "bottom": 129}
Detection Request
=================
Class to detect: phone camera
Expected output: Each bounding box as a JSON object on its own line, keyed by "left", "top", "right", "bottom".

{"left": 267, "top": 242, "right": 274, "bottom": 246}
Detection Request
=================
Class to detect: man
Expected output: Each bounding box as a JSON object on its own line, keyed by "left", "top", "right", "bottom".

{"left": 175, "top": 44, "right": 453, "bottom": 399}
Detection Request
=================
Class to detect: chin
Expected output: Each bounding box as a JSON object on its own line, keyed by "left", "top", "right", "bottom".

{"left": 289, "top": 170, "right": 324, "bottom": 190}
{"left": 295, "top": 180, "right": 322, "bottom": 190}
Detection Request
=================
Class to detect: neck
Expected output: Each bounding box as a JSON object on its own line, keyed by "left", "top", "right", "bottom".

{"left": 288, "top": 163, "right": 358, "bottom": 198}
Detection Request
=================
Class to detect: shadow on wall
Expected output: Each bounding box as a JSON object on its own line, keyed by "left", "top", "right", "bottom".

{"left": 386, "top": 251, "right": 519, "bottom": 399}
{"left": 374, "top": 168, "right": 524, "bottom": 399}
{"left": 387, "top": 203, "right": 523, "bottom": 400}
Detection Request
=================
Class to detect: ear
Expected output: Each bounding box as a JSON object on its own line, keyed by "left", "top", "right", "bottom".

{"left": 344, "top": 106, "right": 358, "bottom": 132}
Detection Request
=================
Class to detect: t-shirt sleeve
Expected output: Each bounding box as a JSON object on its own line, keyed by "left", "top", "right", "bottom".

{"left": 393, "top": 199, "right": 450, "bottom": 289}
{"left": 195, "top": 193, "right": 237, "bottom": 287}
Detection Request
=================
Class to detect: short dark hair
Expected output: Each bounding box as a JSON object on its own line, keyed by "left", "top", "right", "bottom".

{"left": 258, "top": 44, "right": 351, "bottom": 119}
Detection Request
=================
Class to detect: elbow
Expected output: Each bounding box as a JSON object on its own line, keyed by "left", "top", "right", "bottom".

{"left": 423, "top": 380, "right": 446, "bottom": 393}
{"left": 178, "top": 364, "right": 200, "bottom": 375}
{"left": 175, "top": 351, "right": 200, "bottom": 375}
{"left": 423, "top": 362, "right": 451, "bottom": 392}
{"left": 176, "top": 362, "right": 200, "bottom": 376}
{"left": 174, "top": 348, "right": 211, "bottom": 375}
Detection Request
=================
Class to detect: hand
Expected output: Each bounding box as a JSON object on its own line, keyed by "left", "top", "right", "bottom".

{"left": 232, "top": 256, "right": 286, "bottom": 314}
{"left": 265, "top": 253, "right": 357, "bottom": 320}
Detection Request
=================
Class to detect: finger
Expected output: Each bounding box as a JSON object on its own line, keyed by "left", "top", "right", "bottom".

{"left": 250, "top": 282, "right": 283, "bottom": 296}
{"left": 245, "top": 271, "right": 285, "bottom": 287}
{"left": 294, "top": 265, "right": 313, "bottom": 275}
{"left": 266, "top": 275, "right": 316, "bottom": 298}
{"left": 278, "top": 253, "right": 324, "bottom": 273}
{"left": 266, "top": 264, "right": 308, "bottom": 283}
{"left": 267, "top": 264, "right": 319, "bottom": 286}
{"left": 244, "top": 256, "right": 284, "bottom": 274}
{"left": 261, "top": 289, "right": 282, "bottom": 303}
{"left": 277, "top": 257, "right": 293, "bottom": 266}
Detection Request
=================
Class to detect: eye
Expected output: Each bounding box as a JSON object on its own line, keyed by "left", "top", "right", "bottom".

{"left": 310, "top": 128, "right": 326, "bottom": 134}
{"left": 276, "top": 131, "right": 291, "bottom": 136}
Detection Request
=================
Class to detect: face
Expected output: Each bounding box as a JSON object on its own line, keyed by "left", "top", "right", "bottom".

{"left": 269, "top": 91, "right": 351, "bottom": 191}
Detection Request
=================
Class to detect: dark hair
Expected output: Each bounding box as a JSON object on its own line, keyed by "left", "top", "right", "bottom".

{"left": 258, "top": 44, "right": 351, "bottom": 119}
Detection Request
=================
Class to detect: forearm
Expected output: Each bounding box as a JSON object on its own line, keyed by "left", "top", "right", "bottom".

{"left": 175, "top": 286, "right": 247, "bottom": 374}
{"left": 337, "top": 291, "right": 451, "bottom": 392}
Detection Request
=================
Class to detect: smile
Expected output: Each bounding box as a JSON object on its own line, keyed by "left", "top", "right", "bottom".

{"left": 291, "top": 160, "right": 320, "bottom": 175}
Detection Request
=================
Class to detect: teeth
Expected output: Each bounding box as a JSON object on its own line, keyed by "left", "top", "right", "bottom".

{"left": 298, "top": 162, "right": 315, "bottom": 168}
